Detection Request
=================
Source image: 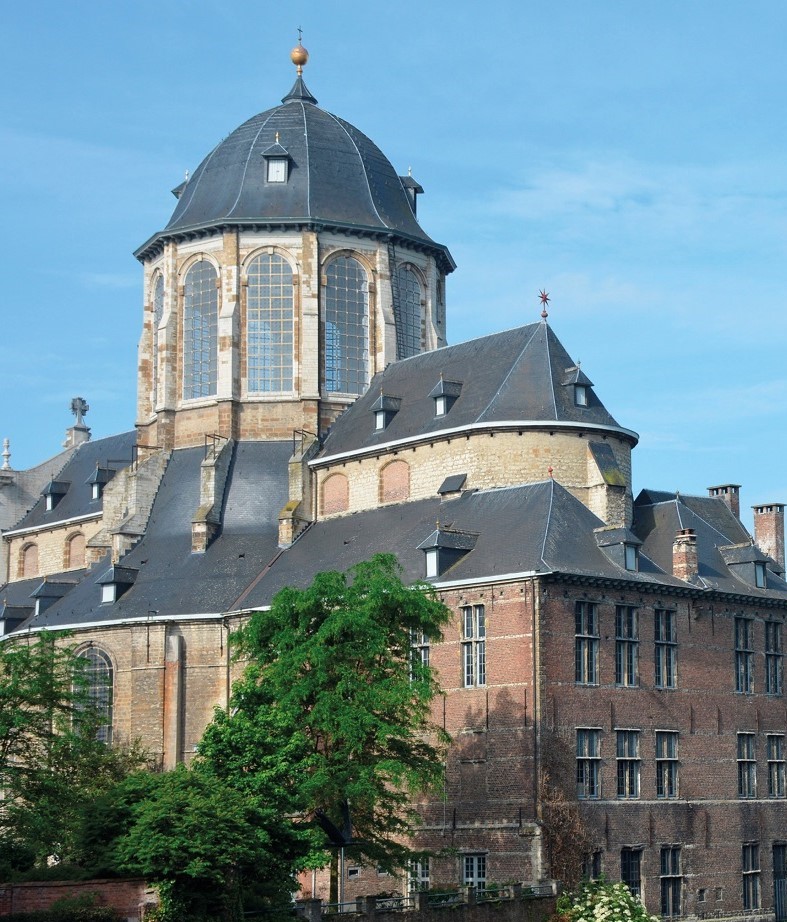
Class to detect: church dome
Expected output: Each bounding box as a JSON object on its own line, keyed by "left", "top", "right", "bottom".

{"left": 136, "top": 70, "right": 454, "bottom": 272}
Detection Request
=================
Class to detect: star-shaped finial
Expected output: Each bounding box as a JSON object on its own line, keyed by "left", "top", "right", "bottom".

{"left": 539, "top": 289, "right": 550, "bottom": 319}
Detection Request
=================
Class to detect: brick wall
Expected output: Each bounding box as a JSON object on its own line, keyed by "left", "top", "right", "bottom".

{"left": 0, "top": 878, "right": 152, "bottom": 920}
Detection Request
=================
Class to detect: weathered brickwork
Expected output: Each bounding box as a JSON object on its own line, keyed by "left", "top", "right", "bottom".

{"left": 316, "top": 432, "right": 632, "bottom": 525}
{"left": 0, "top": 878, "right": 150, "bottom": 919}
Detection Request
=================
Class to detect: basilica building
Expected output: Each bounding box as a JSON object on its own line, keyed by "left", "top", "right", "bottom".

{"left": 1, "top": 44, "right": 786, "bottom": 922}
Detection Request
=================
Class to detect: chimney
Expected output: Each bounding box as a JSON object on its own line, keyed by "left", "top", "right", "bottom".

{"left": 752, "top": 503, "right": 785, "bottom": 570}
{"left": 673, "top": 528, "right": 698, "bottom": 581}
{"left": 708, "top": 484, "right": 741, "bottom": 519}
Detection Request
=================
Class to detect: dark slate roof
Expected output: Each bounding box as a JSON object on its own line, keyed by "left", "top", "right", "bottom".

{"left": 19, "top": 441, "right": 292, "bottom": 628}
{"left": 633, "top": 490, "right": 787, "bottom": 596}
{"left": 241, "top": 480, "right": 673, "bottom": 609}
{"left": 318, "top": 322, "right": 637, "bottom": 460}
{"left": 135, "top": 76, "right": 454, "bottom": 272}
{"left": 8, "top": 432, "right": 136, "bottom": 533}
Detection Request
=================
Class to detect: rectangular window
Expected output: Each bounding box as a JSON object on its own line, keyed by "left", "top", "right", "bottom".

{"left": 616, "top": 730, "right": 640, "bottom": 799}
{"left": 410, "top": 629, "right": 430, "bottom": 680}
{"left": 575, "top": 601, "right": 599, "bottom": 685}
{"left": 615, "top": 606, "right": 639, "bottom": 686}
{"left": 768, "top": 734, "right": 786, "bottom": 798}
{"left": 735, "top": 617, "right": 754, "bottom": 693}
{"left": 656, "top": 731, "right": 679, "bottom": 799}
{"left": 408, "top": 858, "right": 430, "bottom": 893}
{"left": 582, "top": 850, "right": 603, "bottom": 880}
{"left": 742, "top": 844, "right": 760, "bottom": 910}
{"left": 267, "top": 159, "right": 287, "bottom": 182}
{"left": 737, "top": 732, "right": 757, "bottom": 798}
{"left": 654, "top": 609, "right": 677, "bottom": 688}
{"left": 577, "top": 729, "right": 602, "bottom": 799}
{"left": 461, "top": 605, "right": 486, "bottom": 687}
{"left": 766, "top": 621, "right": 784, "bottom": 696}
{"left": 462, "top": 854, "right": 486, "bottom": 890}
{"left": 660, "top": 846, "right": 682, "bottom": 917}
{"left": 620, "top": 848, "right": 642, "bottom": 897}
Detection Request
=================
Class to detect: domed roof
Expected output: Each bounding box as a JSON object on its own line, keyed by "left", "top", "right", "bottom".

{"left": 135, "top": 73, "right": 454, "bottom": 271}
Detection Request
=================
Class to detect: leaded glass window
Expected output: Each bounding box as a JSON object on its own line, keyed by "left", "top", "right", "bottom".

{"left": 183, "top": 260, "right": 218, "bottom": 399}
{"left": 77, "top": 647, "right": 113, "bottom": 743}
{"left": 324, "top": 257, "right": 368, "bottom": 395}
{"left": 246, "top": 254, "right": 293, "bottom": 393}
{"left": 395, "top": 265, "right": 422, "bottom": 359}
{"left": 152, "top": 274, "right": 164, "bottom": 409}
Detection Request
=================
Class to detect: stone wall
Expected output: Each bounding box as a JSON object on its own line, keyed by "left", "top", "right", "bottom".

{"left": 0, "top": 878, "right": 152, "bottom": 920}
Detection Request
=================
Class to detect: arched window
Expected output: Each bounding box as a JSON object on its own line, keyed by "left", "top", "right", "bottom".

{"left": 66, "top": 533, "right": 86, "bottom": 569}
{"left": 324, "top": 257, "right": 368, "bottom": 395}
{"left": 395, "top": 266, "right": 422, "bottom": 359}
{"left": 183, "top": 260, "right": 218, "bottom": 399}
{"left": 322, "top": 473, "right": 349, "bottom": 515}
{"left": 20, "top": 543, "right": 38, "bottom": 579}
{"left": 76, "top": 647, "right": 113, "bottom": 743}
{"left": 152, "top": 274, "right": 164, "bottom": 409}
{"left": 247, "top": 254, "right": 294, "bottom": 392}
{"left": 380, "top": 459, "right": 410, "bottom": 504}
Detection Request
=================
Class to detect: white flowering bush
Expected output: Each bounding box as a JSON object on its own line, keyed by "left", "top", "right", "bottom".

{"left": 555, "top": 879, "right": 660, "bottom": 922}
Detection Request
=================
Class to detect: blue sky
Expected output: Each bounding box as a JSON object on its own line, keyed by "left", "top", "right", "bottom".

{"left": 2, "top": 1, "right": 786, "bottom": 532}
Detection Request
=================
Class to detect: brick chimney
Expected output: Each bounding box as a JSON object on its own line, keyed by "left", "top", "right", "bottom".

{"left": 673, "top": 528, "right": 698, "bottom": 581}
{"left": 707, "top": 484, "right": 741, "bottom": 519}
{"left": 752, "top": 503, "right": 785, "bottom": 570}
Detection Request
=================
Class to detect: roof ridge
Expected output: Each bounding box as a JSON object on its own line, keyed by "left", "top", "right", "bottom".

{"left": 322, "top": 109, "right": 387, "bottom": 228}
{"left": 474, "top": 325, "right": 542, "bottom": 422}
{"left": 225, "top": 110, "right": 278, "bottom": 219}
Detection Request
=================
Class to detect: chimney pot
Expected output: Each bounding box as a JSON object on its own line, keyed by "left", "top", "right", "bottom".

{"left": 752, "top": 503, "right": 785, "bottom": 570}
{"left": 708, "top": 484, "right": 741, "bottom": 520}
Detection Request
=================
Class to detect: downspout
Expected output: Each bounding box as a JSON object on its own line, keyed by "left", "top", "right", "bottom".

{"left": 532, "top": 579, "right": 543, "bottom": 880}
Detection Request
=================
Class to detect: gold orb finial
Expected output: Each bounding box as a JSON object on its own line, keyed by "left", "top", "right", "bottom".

{"left": 290, "top": 28, "right": 309, "bottom": 75}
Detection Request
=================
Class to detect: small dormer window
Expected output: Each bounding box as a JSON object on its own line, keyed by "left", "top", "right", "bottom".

{"left": 425, "top": 547, "right": 439, "bottom": 578}
{"left": 374, "top": 410, "right": 386, "bottom": 431}
{"left": 97, "top": 565, "right": 137, "bottom": 604}
{"left": 42, "top": 480, "right": 69, "bottom": 512}
{"left": 429, "top": 379, "right": 462, "bottom": 418}
{"left": 101, "top": 583, "right": 117, "bottom": 605}
{"left": 267, "top": 159, "right": 287, "bottom": 183}
{"left": 624, "top": 544, "right": 639, "bottom": 571}
{"left": 575, "top": 384, "right": 589, "bottom": 407}
{"left": 435, "top": 395, "right": 448, "bottom": 417}
{"left": 371, "top": 393, "right": 401, "bottom": 432}
{"left": 755, "top": 561, "right": 766, "bottom": 588}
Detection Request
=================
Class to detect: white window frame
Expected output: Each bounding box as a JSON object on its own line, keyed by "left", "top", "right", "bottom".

{"left": 461, "top": 604, "right": 486, "bottom": 687}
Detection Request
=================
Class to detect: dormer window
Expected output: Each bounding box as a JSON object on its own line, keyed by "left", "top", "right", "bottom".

{"left": 562, "top": 365, "right": 594, "bottom": 408}
{"left": 86, "top": 466, "right": 116, "bottom": 501}
{"left": 755, "top": 561, "right": 767, "bottom": 588}
{"left": 624, "top": 544, "right": 639, "bottom": 571}
{"left": 42, "top": 480, "right": 69, "bottom": 512}
{"left": 594, "top": 526, "right": 642, "bottom": 573}
{"left": 417, "top": 525, "right": 478, "bottom": 578}
{"left": 262, "top": 135, "right": 290, "bottom": 184}
{"left": 429, "top": 379, "right": 462, "bottom": 418}
{"left": 371, "top": 393, "right": 401, "bottom": 432}
{"left": 575, "top": 384, "right": 589, "bottom": 407}
{"left": 97, "top": 566, "right": 137, "bottom": 604}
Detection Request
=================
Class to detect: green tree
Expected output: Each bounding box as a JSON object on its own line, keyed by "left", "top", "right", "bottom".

{"left": 199, "top": 553, "right": 451, "bottom": 890}
{"left": 113, "top": 765, "right": 289, "bottom": 922}
{"left": 0, "top": 633, "right": 148, "bottom": 874}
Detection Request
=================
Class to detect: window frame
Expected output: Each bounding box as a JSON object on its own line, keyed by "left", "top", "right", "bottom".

{"left": 616, "top": 729, "right": 640, "bottom": 799}
{"left": 655, "top": 730, "right": 679, "bottom": 799}
{"left": 767, "top": 734, "right": 785, "bottom": 798}
{"left": 660, "top": 845, "right": 682, "bottom": 918}
{"left": 323, "top": 256, "right": 369, "bottom": 396}
{"left": 577, "top": 728, "right": 602, "bottom": 799}
{"left": 575, "top": 601, "right": 599, "bottom": 685}
{"left": 734, "top": 616, "right": 754, "bottom": 694}
{"left": 182, "top": 259, "right": 219, "bottom": 401}
{"left": 462, "top": 854, "right": 486, "bottom": 890}
{"left": 75, "top": 646, "right": 114, "bottom": 744}
{"left": 765, "top": 620, "right": 784, "bottom": 696}
{"left": 742, "top": 843, "right": 761, "bottom": 910}
{"left": 654, "top": 608, "right": 677, "bottom": 689}
{"left": 461, "top": 604, "right": 486, "bottom": 687}
{"left": 737, "top": 732, "right": 757, "bottom": 799}
{"left": 615, "top": 605, "right": 639, "bottom": 687}
{"left": 245, "top": 252, "right": 294, "bottom": 395}
{"left": 620, "top": 847, "right": 642, "bottom": 898}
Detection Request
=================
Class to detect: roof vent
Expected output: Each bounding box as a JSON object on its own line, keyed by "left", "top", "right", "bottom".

{"left": 437, "top": 473, "right": 467, "bottom": 498}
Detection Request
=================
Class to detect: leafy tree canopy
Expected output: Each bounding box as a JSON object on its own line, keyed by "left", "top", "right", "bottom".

{"left": 199, "top": 553, "right": 451, "bottom": 873}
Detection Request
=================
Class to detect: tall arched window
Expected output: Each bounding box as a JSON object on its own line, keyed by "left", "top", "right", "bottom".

{"left": 77, "top": 647, "right": 113, "bottom": 743}
{"left": 324, "top": 256, "right": 368, "bottom": 395}
{"left": 247, "top": 254, "right": 294, "bottom": 392}
{"left": 183, "top": 260, "right": 218, "bottom": 399}
{"left": 66, "top": 533, "right": 85, "bottom": 569}
{"left": 395, "top": 266, "right": 422, "bottom": 359}
{"left": 152, "top": 274, "right": 164, "bottom": 409}
{"left": 20, "top": 543, "right": 38, "bottom": 578}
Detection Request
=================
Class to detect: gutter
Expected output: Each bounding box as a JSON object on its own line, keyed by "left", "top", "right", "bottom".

{"left": 3, "top": 511, "right": 102, "bottom": 540}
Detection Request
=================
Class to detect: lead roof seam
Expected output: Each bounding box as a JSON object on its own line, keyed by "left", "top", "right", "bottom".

{"left": 539, "top": 480, "right": 554, "bottom": 567}
{"left": 545, "top": 328, "right": 558, "bottom": 417}
{"left": 322, "top": 111, "right": 388, "bottom": 228}
{"left": 225, "top": 111, "right": 278, "bottom": 219}
{"left": 171, "top": 140, "right": 222, "bottom": 226}
{"left": 475, "top": 325, "right": 542, "bottom": 423}
{"left": 301, "top": 103, "right": 311, "bottom": 216}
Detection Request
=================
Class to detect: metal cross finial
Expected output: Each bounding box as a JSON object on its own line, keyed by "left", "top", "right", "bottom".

{"left": 297, "top": 26, "right": 303, "bottom": 43}
{"left": 70, "top": 397, "right": 89, "bottom": 427}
